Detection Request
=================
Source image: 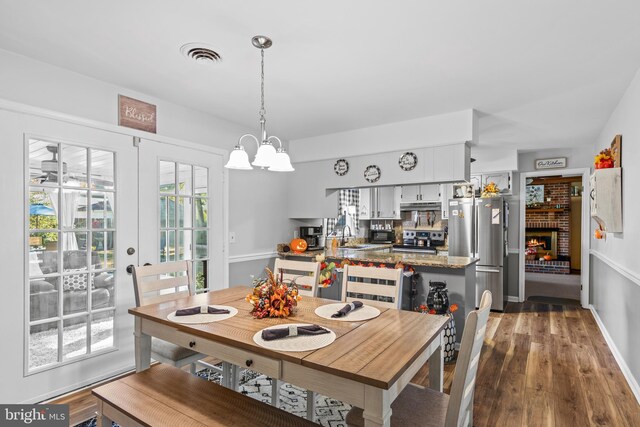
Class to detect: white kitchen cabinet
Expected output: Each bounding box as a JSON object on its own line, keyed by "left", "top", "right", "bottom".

{"left": 481, "top": 171, "right": 512, "bottom": 195}
{"left": 590, "top": 168, "right": 622, "bottom": 233}
{"left": 401, "top": 184, "right": 439, "bottom": 202}
{"left": 359, "top": 188, "right": 372, "bottom": 220}
{"left": 363, "top": 186, "right": 401, "bottom": 219}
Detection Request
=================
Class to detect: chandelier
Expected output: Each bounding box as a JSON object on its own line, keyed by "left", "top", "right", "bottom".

{"left": 224, "top": 35, "right": 294, "bottom": 172}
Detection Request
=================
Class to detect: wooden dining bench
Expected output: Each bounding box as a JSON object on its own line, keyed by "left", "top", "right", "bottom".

{"left": 92, "top": 364, "right": 316, "bottom": 427}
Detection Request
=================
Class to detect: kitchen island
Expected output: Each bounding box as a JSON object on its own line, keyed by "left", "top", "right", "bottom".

{"left": 279, "top": 246, "right": 478, "bottom": 343}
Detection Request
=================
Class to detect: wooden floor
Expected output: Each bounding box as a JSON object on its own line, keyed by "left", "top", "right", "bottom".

{"left": 53, "top": 301, "right": 639, "bottom": 426}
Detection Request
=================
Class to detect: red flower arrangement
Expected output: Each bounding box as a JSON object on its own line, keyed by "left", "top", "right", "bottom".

{"left": 418, "top": 303, "right": 458, "bottom": 315}
{"left": 245, "top": 268, "right": 301, "bottom": 318}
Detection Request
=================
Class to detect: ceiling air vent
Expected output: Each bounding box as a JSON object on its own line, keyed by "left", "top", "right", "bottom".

{"left": 180, "top": 43, "right": 222, "bottom": 64}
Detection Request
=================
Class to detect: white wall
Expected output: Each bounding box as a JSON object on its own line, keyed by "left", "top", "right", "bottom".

{"left": 590, "top": 66, "right": 640, "bottom": 394}
{"left": 518, "top": 147, "right": 592, "bottom": 173}
{"left": 289, "top": 109, "right": 475, "bottom": 162}
{"left": 0, "top": 49, "right": 293, "bottom": 402}
{"left": 470, "top": 146, "right": 518, "bottom": 173}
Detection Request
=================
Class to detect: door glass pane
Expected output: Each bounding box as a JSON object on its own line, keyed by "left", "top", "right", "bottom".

{"left": 63, "top": 145, "right": 88, "bottom": 188}
{"left": 31, "top": 233, "right": 58, "bottom": 273}
{"left": 63, "top": 232, "right": 88, "bottom": 271}
{"left": 167, "top": 230, "right": 176, "bottom": 262}
{"left": 62, "top": 273, "right": 89, "bottom": 314}
{"left": 91, "top": 311, "right": 114, "bottom": 352}
{"left": 194, "top": 260, "right": 207, "bottom": 292}
{"left": 30, "top": 277, "right": 59, "bottom": 321}
{"left": 194, "top": 230, "right": 208, "bottom": 259}
{"left": 29, "top": 322, "right": 59, "bottom": 369}
{"left": 177, "top": 230, "right": 192, "bottom": 261}
{"left": 92, "top": 231, "right": 114, "bottom": 269}
{"left": 91, "top": 192, "right": 114, "bottom": 229}
{"left": 63, "top": 317, "right": 88, "bottom": 359}
{"left": 195, "top": 198, "right": 208, "bottom": 227}
{"left": 160, "top": 196, "right": 168, "bottom": 228}
{"left": 160, "top": 230, "right": 168, "bottom": 263}
{"left": 194, "top": 166, "right": 208, "bottom": 197}
{"left": 29, "top": 189, "right": 58, "bottom": 230}
{"left": 61, "top": 189, "right": 88, "bottom": 229}
{"left": 159, "top": 161, "right": 175, "bottom": 193}
{"left": 91, "top": 149, "right": 114, "bottom": 190}
{"left": 178, "top": 163, "right": 192, "bottom": 195}
{"left": 29, "top": 140, "right": 59, "bottom": 185}
{"left": 167, "top": 197, "right": 176, "bottom": 228}
{"left": 177, "top": 197, "right": 192, "bottom": 228}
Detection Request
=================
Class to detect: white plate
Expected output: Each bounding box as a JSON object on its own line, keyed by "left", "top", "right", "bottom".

{"left": 314, "top": 303, "right": 381, "bottom": 322}
{"left": 167, "top": 305, "right": 238, "bottom": 324}
{"left": 253, "top": 323, "right": 336, "bottom": 352}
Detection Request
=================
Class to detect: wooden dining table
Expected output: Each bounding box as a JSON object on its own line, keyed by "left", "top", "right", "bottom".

{"left": 129, "top": 287, "right": 448, "bottom": 427}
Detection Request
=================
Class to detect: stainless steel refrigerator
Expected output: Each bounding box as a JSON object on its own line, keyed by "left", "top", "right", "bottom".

{"left": 448, "top": 196, "right": 508, "bottom": 311}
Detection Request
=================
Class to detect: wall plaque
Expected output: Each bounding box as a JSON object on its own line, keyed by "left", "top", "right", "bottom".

{"left": 535, "top": 157, "right": 566, "bottom": 170}
{"left": 364, "top": 165, "right": 381, "bottom": 183}
{"left": 398, "top": 152, "right": 418, "bottom": 171}
{"left": 118, "top": 95, "right": 157, "bottom": 133}
{"left": 334, "top": 158, "right": 349, "bottom": 176}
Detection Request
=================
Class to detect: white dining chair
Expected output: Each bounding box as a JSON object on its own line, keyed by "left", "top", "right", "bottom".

{"left": 341, "top": 264, "right": 404, "bottom": 309}
{"left": 273, "top": 258, "right": 321, "bottom": 297}
{"left": 346, "top": 290, "right": 493, "bottom": 427}
{"left": 132, "top": 261, "right": 231, "bottom": 384}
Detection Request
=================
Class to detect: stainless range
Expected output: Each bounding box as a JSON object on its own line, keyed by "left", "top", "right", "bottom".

{"left": 392, "top": 230, "right": 446, "bottom": 254}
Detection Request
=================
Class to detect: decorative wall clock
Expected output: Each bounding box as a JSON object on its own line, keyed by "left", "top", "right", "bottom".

{"left": 334, "top": 158, "right": 349, "bottom": 176}
{"left": 399, "top": 152, "right": 418, "bottom": 171}
{"left": 364, "top": 165, "right": 381, "bottom": 183}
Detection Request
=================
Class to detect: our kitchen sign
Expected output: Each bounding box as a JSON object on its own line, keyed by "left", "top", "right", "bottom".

{"left": 118, "top": 95, "right": 157, "bottom": 133}
{"left": 535, "top": 157, "right": 567, "bottom": 170}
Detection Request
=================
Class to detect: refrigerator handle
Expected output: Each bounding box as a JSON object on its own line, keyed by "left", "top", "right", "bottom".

{"left": 476, "top": 267, "right": 500, "bottom": 273}
{"left": 474, "top": 202, "right": 479, "bottom": 258}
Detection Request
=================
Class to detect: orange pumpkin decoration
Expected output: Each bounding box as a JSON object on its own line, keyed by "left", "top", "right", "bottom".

{"left": 543, "top": 254, "right": 552, "bottom": 261}
{"left": 290, "top": 238, "right": 308, "bottom": 253}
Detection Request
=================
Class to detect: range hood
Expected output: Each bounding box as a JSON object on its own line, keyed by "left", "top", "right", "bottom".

{"left": 400, "top": 201, "right": 441, "bottom": 211}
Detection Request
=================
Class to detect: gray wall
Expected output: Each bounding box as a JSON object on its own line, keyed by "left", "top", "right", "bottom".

{"left": 589, "top": 66, "right": 640, "bottom": 391}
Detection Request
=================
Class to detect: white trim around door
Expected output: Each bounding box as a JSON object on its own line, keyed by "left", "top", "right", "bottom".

{"left": 518, "top": 168, "right": 591, "bottom": 308}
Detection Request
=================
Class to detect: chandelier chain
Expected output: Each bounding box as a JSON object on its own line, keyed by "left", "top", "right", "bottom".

{"left": 259, "top": 48, "right": 266, "bottom": 118}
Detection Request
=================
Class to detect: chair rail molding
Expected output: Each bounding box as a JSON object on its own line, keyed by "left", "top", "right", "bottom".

{"left": 228, "top": 251, "right": 278, "bottom": 264}
{"left": 590, "top": 249, "right": 640, "bottom": 288}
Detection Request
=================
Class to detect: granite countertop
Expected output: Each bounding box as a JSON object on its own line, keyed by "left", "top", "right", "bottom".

{"left": 278, "top": 245, "right": 477, "bottom": 269}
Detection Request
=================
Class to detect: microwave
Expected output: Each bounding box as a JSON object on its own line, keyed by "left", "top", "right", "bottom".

{"left": 370, "top": 229, "right": 395, "bottom": 243}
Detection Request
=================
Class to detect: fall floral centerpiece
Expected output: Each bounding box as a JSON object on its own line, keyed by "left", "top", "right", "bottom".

{"left": 481, "top": 181, "right": 500, "bottom": 198}
{"left": 245, "top": 268, "right": 301, "bottom": 318}
{"left": 594, "top": 148, "right": 614, "bottom": 169}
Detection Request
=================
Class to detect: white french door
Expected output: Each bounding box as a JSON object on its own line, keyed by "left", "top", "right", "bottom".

{"left": 138, "top": 140, "right": 225, "bottom": 291}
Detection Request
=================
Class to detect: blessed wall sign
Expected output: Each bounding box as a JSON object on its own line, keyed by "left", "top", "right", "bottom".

{"left": 535, "top": 157, "right": 567, "bottom": 170}
{"left": 118, "top": 95, "right": 156, "bottom": 133}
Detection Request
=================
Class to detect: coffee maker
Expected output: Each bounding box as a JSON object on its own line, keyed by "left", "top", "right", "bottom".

{"left": 300, "top": 226, "right": 323, "bottom": 250}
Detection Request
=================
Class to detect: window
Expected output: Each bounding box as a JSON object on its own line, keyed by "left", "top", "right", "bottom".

{"left": 27, "top": 139, "right": 116, "bottom": 372}
{"left": 326, "top": 189, "right": 360, "bottom": 236}
{"left": 158, "top": 161, "right": 210, "bottom": 292}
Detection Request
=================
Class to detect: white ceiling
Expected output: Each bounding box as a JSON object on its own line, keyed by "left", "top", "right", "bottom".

{"left": 1, "top": 1, "right": 640, "bottom": 150}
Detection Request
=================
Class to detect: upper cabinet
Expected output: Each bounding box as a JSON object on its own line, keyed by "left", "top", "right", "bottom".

{"left": 401, "top": 184, "right": 439, "bottom": 203}
{"left": 432, "top": 143, "right": 470, "bottom": 183}
{"left": 471, "top": 171, "right": 512, "bottom": 195}
{"left": 361, "top": 186, "right": 401, "bottom": 220}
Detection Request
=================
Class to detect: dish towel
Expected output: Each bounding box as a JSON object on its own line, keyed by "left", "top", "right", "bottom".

{"left": 261, "top": 324, "right": 330, "bottom": 341}
{"left": 331, "top": 301, "right": 364, "bottom": 318}
{"left": 175, "top": 306, "right": 230, "bottom": 316}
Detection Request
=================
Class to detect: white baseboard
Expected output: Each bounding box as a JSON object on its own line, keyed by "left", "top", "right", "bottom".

{"left": 228, "top": 251, "right": 277, "bottom": 264}
{"left": 589, "top": 305, "right": 640, "bottom": 405}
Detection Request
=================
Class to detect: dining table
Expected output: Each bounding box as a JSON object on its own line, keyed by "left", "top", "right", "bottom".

{"left": 129, "top": 287, "right": 448, "bottom": 427}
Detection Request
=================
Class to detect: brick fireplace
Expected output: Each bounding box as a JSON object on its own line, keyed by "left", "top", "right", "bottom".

{"left": 525, "top": 182, "right": 571, "bottom": 274}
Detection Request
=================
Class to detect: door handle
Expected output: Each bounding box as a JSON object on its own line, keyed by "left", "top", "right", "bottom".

{"left": 144, "top": 263, "right": 152, "bottom": 266}
{"left": 476, "top": 267, "right": 500, "bottom": 273}
{"left": 126, "top": 264, "right": 134, "bottom": 274}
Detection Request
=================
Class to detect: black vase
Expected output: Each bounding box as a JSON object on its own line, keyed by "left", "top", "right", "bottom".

{"left": 426, "top": 281, "right": 449, "bottom": 314}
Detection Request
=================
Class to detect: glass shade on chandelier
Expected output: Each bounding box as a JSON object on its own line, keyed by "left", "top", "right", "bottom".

{"left": 224, "top": 35, "right": 294, "bottom": 172}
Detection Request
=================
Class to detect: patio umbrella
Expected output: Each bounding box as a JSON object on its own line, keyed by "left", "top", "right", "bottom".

{"left": 30, "top": 203, "right": 56, "bottom": 229}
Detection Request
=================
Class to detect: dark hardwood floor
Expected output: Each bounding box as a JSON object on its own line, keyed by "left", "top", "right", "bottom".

{"left": 53, "top": 301, "right": 640, "bottom": 426}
